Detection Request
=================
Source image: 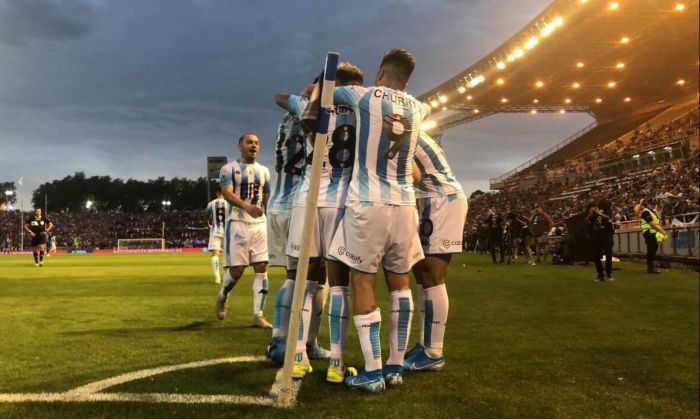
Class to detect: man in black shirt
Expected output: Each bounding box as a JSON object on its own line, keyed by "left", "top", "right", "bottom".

{"left": 485, "top": 208, "right": 505, "bottom": 264}
{"left": 586, "top": 203, "right": 615, "bottom": 281}
{"left": 23, "top": 208, "right": 53, "bottom": 267}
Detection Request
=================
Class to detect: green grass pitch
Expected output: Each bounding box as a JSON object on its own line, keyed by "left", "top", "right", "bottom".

{"left": 0, "top": 252, "right": 697, "bottom": 418}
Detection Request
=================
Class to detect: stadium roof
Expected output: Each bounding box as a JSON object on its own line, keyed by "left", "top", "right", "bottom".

{"left": 419, "top": 0, "right": 699, "bottom": 131}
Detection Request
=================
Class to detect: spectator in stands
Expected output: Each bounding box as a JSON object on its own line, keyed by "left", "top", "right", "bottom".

{"left": 639, "top": 199, "right": 667, "bottom": 274}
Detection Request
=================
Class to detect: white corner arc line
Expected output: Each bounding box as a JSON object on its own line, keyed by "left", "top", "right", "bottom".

{"left": 0, "top": 355, "right": 300, "bottom": 407}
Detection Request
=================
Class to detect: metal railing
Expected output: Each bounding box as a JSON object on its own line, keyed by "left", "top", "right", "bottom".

{"left": 490, "top": 120, "right": 599, "bottom": 186}
{"left": 614, "top": 225, "right": 699, "bottom": 260}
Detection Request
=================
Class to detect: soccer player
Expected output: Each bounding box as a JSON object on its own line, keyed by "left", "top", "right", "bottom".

{"left": 206, "top": 189, "right": 229, "bottom": 284}
{"left": 403, "top": 133, "right": 468, "bottom": 372}
{"left": 24, "top": 208, "right": 53, "bottom": 267}
{"left": 317, "top": 49, "right": 431, "bottom": 392}
{"left": 215, "top": 132, "right": 273, "bottom": 328}
{"left": 265, "top": 85, "right": 310, "bottom": 363}
{"left": 276, "top": 62, "right": 365, "bottom": 380}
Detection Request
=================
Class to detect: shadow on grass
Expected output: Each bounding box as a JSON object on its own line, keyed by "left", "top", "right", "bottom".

{"left": 60, "top": 321, "right": 253, "bottom": 336}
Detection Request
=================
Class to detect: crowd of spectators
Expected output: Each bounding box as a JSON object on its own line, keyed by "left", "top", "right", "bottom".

{"left": 0, "top": 209, "right": 209, "bottom": 251}
{"left": 467, "top": 150, "right": 699, "bottom": 241}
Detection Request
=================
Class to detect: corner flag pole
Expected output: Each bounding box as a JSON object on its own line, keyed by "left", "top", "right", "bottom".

{"left": 277, "top": 52, "right": 339, "bottom": 406}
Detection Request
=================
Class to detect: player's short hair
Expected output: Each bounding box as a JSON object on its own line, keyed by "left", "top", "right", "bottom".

{"left": 380, "top": 48, "right": 416, "bottom": 85}
{"left": 238, "top": 132, "right": 258, "bottom": 144}
{"left": 336, "top": 62, "right": 364, "bottom": 86}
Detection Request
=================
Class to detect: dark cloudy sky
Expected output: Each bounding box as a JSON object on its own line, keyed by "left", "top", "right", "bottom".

{"left": 0, "top": 0, "right": 593, "bottom": 208}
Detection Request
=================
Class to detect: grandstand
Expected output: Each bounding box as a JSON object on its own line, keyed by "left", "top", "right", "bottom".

{"left": 419, "top": 0, "right": 698, "bottom": 186}
{"left": 416, "top": 0, "right": 699, "bottom": 263}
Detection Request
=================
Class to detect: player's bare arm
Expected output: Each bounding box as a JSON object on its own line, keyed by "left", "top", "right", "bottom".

{"left": 23, "top": 223, "right": 35, "bottom": 237}
{"left": 221, "top": 184, "right": 263, "bottom": 218}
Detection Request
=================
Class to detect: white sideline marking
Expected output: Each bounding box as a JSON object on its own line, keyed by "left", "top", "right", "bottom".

{"left": 0, "top": 355, "right": 300, "bottom": 407}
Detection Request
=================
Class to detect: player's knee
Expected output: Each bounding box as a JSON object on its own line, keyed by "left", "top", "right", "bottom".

{"left": 229, "top": 266, "right": 244, "bottom": 279}
{"left": 252, "top": 262, "right": 267, "bottom": 273}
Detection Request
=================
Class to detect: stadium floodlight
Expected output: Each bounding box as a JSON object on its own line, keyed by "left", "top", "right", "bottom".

{"left": 553, "top": 16, "right": 564, "bottom": 27}
{"left": 559, "top": 109, "right": 566, "bottom": 114}
{"left": 4, "top": 191, "right": 13, "bottom": 196}
{"left": 565, "top": 98, "right": 572, "bottom": 104}
{"left": 513, "top": 48, "right": 524, "bottom": 58}
{"left": 535, "top": 80, "right": 544, "bottom": 88}
{"left": 430, "top": 100, "right": 439, "bottom": 107}
{"left": 607, "top": 81, "right": 617, "bottom": 88}
{"left": 624, "top": 97, "right": 631, "bottom": 102}
{"left": 524, "top": 36, "right": 538, "bottom": 50}
{"left": 530, "top": 109, "right": 538, "bottom": 114}
{"left": 576, "top": 62, "right": 585, "bottom": 68}
{"left": 473, "top": 109, "right": 480, "bottom": 114}
{"left": 496, "top": 78, "right": 505, "bottom": 85}
{"left": 496, "top": 61, "right": 506, "bottom": 70}
{"left": 608, "top": 2, "right": 619, "bottom": 11}
{"left": 466, "top": 95, "right": 473, "bottom": 100}
{"left": 501, "top": 97, "right": 508, "bottom": 103}
{"left": 533, "top": 99, "right": 539, "bottom": 103}
{"left": 540, "top": 23, "right": 554, "bottom": 37}
{"left": 620, "top": 36, "right": 630, "bottom": 44}
{"left": 676, "top": 79, "right": 686, "bottom": 86}
{"left": 616, "top": 62, "right": 625, "bottom": 69}
{"left": 675, "top": 3, "right": 685, "bottom": 12}
{"left": 85, "top": 200, "right": 93, "bottom": 209}
{"left": 457, "top": 86, "right": 466, "bottom": 94}
{"left": 572, "top": 82, "right": 581, "bottom": 88}
{"left": 439, "top": 95, "right": 447, "bottom": 103}
{"left": 278, "top": 52, "right": 339, "bottom": 407}
{"left": 595, "top": 98, "right": 603, "bottom": 103}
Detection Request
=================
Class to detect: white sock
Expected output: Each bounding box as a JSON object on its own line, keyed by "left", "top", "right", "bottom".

{"left": 424, "top": 284, "right": 449, "bottom": 358}
{"left": 294, "top": 280, "right": 317, "bottom": 364}
{"left": 272, "top": 279, "right": 294, "bottom": 338}
{"left": 328, "top": 286, "right": 349, "bottom": 368}
{"left": 416, "top": 283, "right": 425, "bottom": 345}
{"left": 252, "top": 273, "right": 269, "bottom": 316}
{"left": 211, "top": 256, "right": 220, "bottom": 282}
{"left": 307, "top": 281, "right": 328, "bottom": 344}
{"left": 387, "top": 289, "right": 414, "bottom": 367}
{"left": 354, "top": 308, "right": 382, "bottom": 372}
{"left": 219, "top": 270, "right": 237, "bottom": 299}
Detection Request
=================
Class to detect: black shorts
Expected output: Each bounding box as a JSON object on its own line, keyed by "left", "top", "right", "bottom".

{"left": 31, "top": 234, "right": 47, "bottom": 247}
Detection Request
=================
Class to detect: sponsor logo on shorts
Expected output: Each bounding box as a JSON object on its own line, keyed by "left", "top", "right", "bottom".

{"left": 442, "top": 240, "right": 462, "bottom": 248}
{"left": 291, "top": 243, "right": 300, "bottom": 251}
{"left": 412, "top": 251, "right": 423, "bottom": 260}
{"left": 338, "top": 246, "right": 363, "bottom": 264}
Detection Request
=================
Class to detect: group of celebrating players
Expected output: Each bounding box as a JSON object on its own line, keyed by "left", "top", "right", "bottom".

{"left": 205, "top": 48, "right": 468, "bottom": 393}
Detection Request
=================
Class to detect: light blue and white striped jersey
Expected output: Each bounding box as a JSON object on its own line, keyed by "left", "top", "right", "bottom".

{"left": 219, "top": 160, "right": 271, "bottom": 224}
{"left": 267, "top": 96, "right": 309, "bottom": 214}
{"left": 288, "top": 95, "right": 356, "bottom": 208}
{"left": 206, "top": 198, "right": 230, "bottom": 237}
{"left": 414, "top": 133, "right": 464, "bottom": 198}
{"left": 333, "top": 86, "right": 431, "bottom": 205}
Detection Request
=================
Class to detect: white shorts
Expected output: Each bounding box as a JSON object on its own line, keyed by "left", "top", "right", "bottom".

{"left": 286, "top": 206, "right": 344, "bottom": 269}
{"left": 267, "top": 213, "right": 291, "bottom": 267}
{"left": 328, "top": 201, "right": 423, "bottom": 274}
{"left": 224, "top": 220, "right": 268, "bottom": 268}
{"left": 208, "top": 233, "right": 224, "bottom": 251}
{"left": 417, "top": 193, "right": 468, "bottom": 254}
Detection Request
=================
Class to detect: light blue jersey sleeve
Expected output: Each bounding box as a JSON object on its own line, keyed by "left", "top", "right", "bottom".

{"left": 219, "top": 164, "right": 232, "bottom": 188}
{"left": 263, "top": 168, "right": 271, "bottom": 194}
{"left": 333, "top": 86, "right": 367, "bottom": 107}
{"left": 287, "top": 95, "right": 307, "bottom": 119}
